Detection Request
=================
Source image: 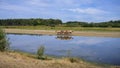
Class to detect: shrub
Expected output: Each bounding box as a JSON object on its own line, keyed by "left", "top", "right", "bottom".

{"left": 68, "top": 58, "right": 79, "bottom": 63}
{"left": 37, "top": 45, "right": 45, "bottom": 59}
{"left": 0, "top": 28, "right": 9, "bottom": 51}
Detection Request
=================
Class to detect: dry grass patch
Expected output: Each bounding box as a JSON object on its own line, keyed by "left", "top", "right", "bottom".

{"left": 0, "top": 52, "right": 120, "bottom": 68}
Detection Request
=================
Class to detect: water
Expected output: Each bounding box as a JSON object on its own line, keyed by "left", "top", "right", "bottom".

{"left": 7, "top": 34, "right": 120, "bottom": 65}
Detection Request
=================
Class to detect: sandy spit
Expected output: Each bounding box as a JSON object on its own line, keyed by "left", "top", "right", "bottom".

{"left": 4, "top": 29, "right": 120, "bottom": 37}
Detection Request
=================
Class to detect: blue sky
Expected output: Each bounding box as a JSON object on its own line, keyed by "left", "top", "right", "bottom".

{"left": 0, "top": 0, "right": 120, "bottom": 22}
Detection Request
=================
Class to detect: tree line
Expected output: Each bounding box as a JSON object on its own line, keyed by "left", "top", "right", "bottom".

{"left": 65, "top": 20, "right": 120, "bottom": 27}
{"left": 0, "top": 18, "right": 120, "bottom": 27}
{"left": 0, "top": 18, "right": 62, "bottom": 26}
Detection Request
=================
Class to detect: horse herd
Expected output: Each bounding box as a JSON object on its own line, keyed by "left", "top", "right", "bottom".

{"left": 56, "top": 30, "right": 73, "bottom": 35}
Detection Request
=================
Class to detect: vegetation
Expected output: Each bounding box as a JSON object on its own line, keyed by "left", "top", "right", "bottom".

{"left": 0, "top": 28, "right": 9, "bottom": 51}
{"left": 0, "top": 18, "right": 120, "bottom": 32}
{"left": 1, "top": 26, "right": 120, "bottom": 32}
{"left": 68, "top": 58, "right": 79, "bottom": 63}
{"left": 0, "top": 18, "right": 62, "bottom": 26}
{"left": 37, "top": 45, "right": 45, "bottom": 59}
{"left": 65, "top": 20, "right": 120, "bottom": 27}
{"left": 0, "top": 18, "right": 120, "bottom": 27}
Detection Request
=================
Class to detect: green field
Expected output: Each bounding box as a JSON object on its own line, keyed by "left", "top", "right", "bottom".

{"left": 1, "top": 26, "right": 120, "bottom": 32}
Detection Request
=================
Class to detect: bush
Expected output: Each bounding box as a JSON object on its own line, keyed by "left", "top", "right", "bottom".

{"left": 0, "top": 28, "right": 9, "bottom": 51}
{"left": 37, "top": 45, "right": 45, "bottom": 59}
{"left": 68, "top": 58, "right": 79, "bottom": 63}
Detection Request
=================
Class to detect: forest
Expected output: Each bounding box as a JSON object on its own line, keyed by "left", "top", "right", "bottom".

{"left": 0, "top": 18, "right": 120, "bottom": 27}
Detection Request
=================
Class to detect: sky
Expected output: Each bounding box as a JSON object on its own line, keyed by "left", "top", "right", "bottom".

{"left": 0, "top": 0, "right": 120, "bottom": 22}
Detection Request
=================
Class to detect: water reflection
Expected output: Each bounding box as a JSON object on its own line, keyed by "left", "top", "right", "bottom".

{"left": 56, "top": 35, "right": 73, "bottom": 40}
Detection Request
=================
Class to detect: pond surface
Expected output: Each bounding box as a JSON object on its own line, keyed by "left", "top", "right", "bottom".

{"left": 7, "top": 34, "right": 120, "bottom": 65}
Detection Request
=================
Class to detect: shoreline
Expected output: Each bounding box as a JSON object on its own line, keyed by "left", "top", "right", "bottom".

{"left": 4, "top": 29, "right": 120, "bottom": 37}
{"left": 0, "top": 51, "right": 118, "bottom": 68}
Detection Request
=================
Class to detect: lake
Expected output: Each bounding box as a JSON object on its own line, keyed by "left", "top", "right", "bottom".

{"left": 7, "top": 34, "right": 120, "bottom": 65}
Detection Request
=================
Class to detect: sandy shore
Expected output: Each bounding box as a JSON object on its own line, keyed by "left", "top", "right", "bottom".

{"left": 0, "top": 52, "right": 118, "bottom": 68}
{"left": 4, "top": 29, "right": 120, "bottom": 37}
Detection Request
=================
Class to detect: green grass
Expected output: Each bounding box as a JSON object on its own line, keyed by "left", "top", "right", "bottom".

{"left": 1, "top": 26, "right": 120, "bottom": 32}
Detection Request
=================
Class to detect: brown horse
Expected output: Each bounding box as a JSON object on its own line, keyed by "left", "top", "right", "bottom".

{"left": 56, "top": 30, "right": 73, "bottom": 35}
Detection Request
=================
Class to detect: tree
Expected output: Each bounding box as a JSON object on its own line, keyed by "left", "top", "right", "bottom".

{"left": 0, "top": 18, "right": 120, "bottom": 27}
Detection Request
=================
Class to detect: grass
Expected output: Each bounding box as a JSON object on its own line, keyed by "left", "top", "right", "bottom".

{"left": 1, "top": 26, "right": 120, "bottom": 32}
{"left": 0, "top": 51, "right": 119, "bottom": 68}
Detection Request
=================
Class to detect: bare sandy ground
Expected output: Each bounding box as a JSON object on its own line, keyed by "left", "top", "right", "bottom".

{"left": 4, "top": 29, "right": 120, "bottom": 37}
{"left": 0, "top": 52, "right": 119, "bottom": 68}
